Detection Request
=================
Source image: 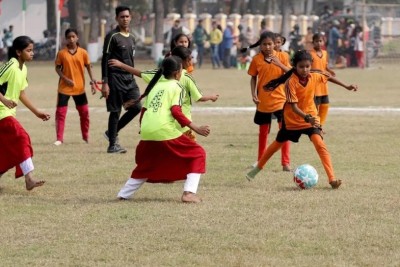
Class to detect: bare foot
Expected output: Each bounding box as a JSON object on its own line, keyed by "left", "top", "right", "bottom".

{"left": 181, "top": 192, "right": 202, "bottom": 203}
{"left": 25, "top": 179, "right": 45, "bottom": 191}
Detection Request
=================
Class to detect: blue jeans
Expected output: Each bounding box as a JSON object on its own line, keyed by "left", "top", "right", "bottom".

{"left": 196, "top": 43, "right": 205, "bottom": 68}
{"left": 210, "top": 44, "right": 220, "bottom": 68}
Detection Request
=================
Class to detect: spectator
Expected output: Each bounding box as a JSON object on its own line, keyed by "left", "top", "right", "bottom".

{"left": 328, "top": 20, "right": 341, "bottom": 68}
{"left": 3, "top": 25, "right": 14, "bottom": 60}
{"left": 165, "top": 19, "right": 190, "bottom": 47}
{"left": 192, "top": 19, "right": 208, "bottom": 68}
{"left": 289, "top": 24, "right": 303, "bottom": 53}
{"left": 221, "top": 22, "right": 235, "bottom": 68}
{"left": 209, "top": 21, "right": 223, "bottom": 69}
{"left": 304, "top": 26, "right": 314, "bottom": 51}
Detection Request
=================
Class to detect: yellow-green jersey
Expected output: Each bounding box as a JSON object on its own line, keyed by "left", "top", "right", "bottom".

{"left": 141, "top": 79, "right": 185, "bottom": 141}
{"left": 141, "top": 68, "right": 202, "bottom": 132}
{"left": 0, "top": 58, "right": 28, "bottom": 120}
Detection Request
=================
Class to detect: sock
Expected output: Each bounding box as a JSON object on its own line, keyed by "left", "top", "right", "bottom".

{"left": 76, "top": 104, "right": 89, "bottom": 141}
{"left": 257, "top": 141, "right": 283, "bottom": 169}
{"left": 258, "top": 124, "right": 270, "bottom": 161}
{"left": 117, "top": 178, "right": 147, "bottom": 199}
{"left": 20, "top": 157, "right": 34, "bottom": 176}
{"left": 318, "top": 103, "right": 329, "bottom": 126}
{"left": 310, "top": 134, "right": 335, "bottom": 182}
{"left": 55, "top": 106, "right": 68, "bottom": 142}
{"left": 184, "top": 173, "right": 201, "bottom": 193}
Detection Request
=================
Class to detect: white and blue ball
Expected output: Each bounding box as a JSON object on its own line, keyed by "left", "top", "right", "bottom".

{"left": 293, "top": 164, "right": 318, "bottom": 189}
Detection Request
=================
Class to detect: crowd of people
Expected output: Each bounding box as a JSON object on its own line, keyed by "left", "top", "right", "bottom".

{"left": 0, "top": 5, "right": 360, "bottom": 202}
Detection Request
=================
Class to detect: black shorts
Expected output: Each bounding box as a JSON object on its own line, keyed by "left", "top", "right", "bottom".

{"left": 254, "top": 110, "right": 283, "bottom": 125}
{"left": 314, "top": 95, "right": 329, "bottom": 105}
{"left": 57, "top": 92, "right": 88, "bottom": 107}
{"left": 106, "top": 73, "right": 141, "bottom": 112}
{"left": 276, "top": 124, "right": 322, "bottom": 143}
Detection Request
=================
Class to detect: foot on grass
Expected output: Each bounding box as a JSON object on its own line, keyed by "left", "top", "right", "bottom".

{"left": 282, "top": 165, "right": 292, "bottom": 172}
{"left": 246, "top": 166, "right": 261, "bottom": 181}
{"left": 181, "top": 192, "right": 202, "bottom": 203}
{"left": 25, "top": 179, "right": 45, "bottom": 191}
{"left": 329, "top": 180, "right": 342, "bottom": 189}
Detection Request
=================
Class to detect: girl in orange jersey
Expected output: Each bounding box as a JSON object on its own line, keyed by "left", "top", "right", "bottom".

{"left": 309, "top": 33, "right": 335, "bottom": 127}
{"left": 273, "top": 33, "right": 291, "bottom": 65}
{"left": 246, "top": 50, "right": 358, "bottom": 189}
{"left": 54, "top": 28, "right": 97, "bottom": 145}
{"left": 242, "top": 31, "right": 292, "bottom": 171}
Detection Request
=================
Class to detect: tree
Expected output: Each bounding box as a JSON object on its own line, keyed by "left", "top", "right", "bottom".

{"left": 153, "top": 0, "right": 165, "bottom": 62}
{"left": 67, "top": 0, "right": 84, "bottom": 46}
{"left": 89, "top": 0, "right": 102, "bottom": 43}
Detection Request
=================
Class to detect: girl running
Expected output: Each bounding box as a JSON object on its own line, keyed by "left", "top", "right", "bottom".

{"left": 309, "top": 33, "right": 335, "bottom": 127}
{"left": 54, "top": 28, "right": 97, "bottom": 145}
{"left": 117, "top": 56, "right": 210, "bottom": 203}
{"left": 242, "top": 31, "right": 292, "bottom": 171}
{"left": 109, "top": 45, "right": 219, "bottom": 140}
{"left": 246, "top": 50, "right": 358, "bottom": 189}
{"left": 0, "top": 36, "right": 50, "bottom": 190}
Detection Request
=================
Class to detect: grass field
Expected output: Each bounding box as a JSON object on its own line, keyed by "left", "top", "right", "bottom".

{"left": 0, "top": 60, "right": 399, "bottom": 267}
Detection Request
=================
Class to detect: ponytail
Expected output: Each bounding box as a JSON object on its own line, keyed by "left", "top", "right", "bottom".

{"left": 264, "top": 68, "right": 295, "bottom": 90}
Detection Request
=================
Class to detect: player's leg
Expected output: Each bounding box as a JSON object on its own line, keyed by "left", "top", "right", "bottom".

{"left": 117, "top": 178, "right": 147, "bottom": 199}
{"left": 73, "top": 93, "right": 90, "bottom": 143}
{"left": 182, "top": 173, "right": 202, "bottom": 203}
{"left": 19, "top": 158, "right": 45, "bottom": 191}
{"left": 55, "top": 93, "right": 70, "bottom": 145}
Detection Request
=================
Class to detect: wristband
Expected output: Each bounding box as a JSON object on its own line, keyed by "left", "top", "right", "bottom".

{"left": 304, "top": 114, "right": 312, "bottom": 123}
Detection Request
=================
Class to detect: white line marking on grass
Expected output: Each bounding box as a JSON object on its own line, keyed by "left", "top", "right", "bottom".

{"left": 17, "top": 106, "right": 400, "bottom": 115}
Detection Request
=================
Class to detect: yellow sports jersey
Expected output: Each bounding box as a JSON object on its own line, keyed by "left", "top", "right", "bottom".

{"left": 141, "top": 68, "right": 201, "bottom": 132}
{"left": 248, "top": 51, "right": 291, "bottom": 113}
{"left": 141, "top": 79, "right": 185, "bottom": 141}
{"left": 0, "top": 58, "right": 28, "bottom": 120}
{"left": 284, "top": 72, "right": 328, "bottom": 130}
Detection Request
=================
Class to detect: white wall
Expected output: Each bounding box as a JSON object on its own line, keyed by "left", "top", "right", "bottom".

{"left": 0, "top": 0, "right": 47, "bottom": 43}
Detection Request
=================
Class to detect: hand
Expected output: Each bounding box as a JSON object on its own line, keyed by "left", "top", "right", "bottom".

{"left": 37, "top": 112, "right": 51, "bottom": 121}
{"left": 108, "top": 59, "right": 122, "bottom": 68}
{"left": 211, "top": 94, "right": 219, "bottom": 102}
{"left": 346, "top": 84, "right": 358, "bottom": 91}
{"left": 194, "top": 125, "right": 210, "bottom": 137}
{"left": 64, "top": 78, "right": 74, "bottom": 87}
{"left": 1, "top": 98, "right": 17, "bottom": 109}
{"left": 90, "top": 84, "right": 96, "bottom": 95}
{"left": 101, "top": 83, "right": 110, "bottom": 99}
{"left": 252, "top": 95, "right": 260, "bottom": 104}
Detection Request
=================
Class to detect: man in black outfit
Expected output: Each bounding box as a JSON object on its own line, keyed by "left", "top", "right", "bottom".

{"left": 101, "top": 6, "right": 141, "bottom": 153}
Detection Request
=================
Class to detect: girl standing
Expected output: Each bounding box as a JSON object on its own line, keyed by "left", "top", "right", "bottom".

{"left": 246, "top": 50, "right": 357, "bottom": 189}
{"left": 54, "top": 28, "right": 97, "bottom": 145}
{"left": 309, "top": 33, "right": 335, "bottom": 127}
{"left": 117, "top": 56, "right": 210, "bottom": 203}
{"left": 169, "top": 33, "right": 194, "bottom": 74}
{"left": 109, "top": 46, "right": 219, "bottom": 140}
{"left": 0, "top": 36, "right": 50, "bottom": 190}
{"left": 243, "top": 31, "right": 292, "bottom": 171}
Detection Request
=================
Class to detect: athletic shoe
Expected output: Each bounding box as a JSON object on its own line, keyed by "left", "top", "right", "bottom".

{"left": 107, "top": 144, "right": 127, "bottom": 154}
{"left": 53, "top": 140, "right": 62, "bottom": 146}
{"left": 103, "top": 130, "right": 119, "bottom": 144}
{"left": 282, "top": 165, "right": 292, "bottom": 172}
{"left": 246, "top": 166, "right": 261, "bottom": 181}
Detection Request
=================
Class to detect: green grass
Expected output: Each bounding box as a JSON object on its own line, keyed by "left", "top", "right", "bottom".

{"left": 0, "top": 61, "right": 399, "bottom": 266}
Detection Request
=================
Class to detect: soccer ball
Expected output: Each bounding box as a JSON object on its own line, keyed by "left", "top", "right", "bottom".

{"left": 293, "top": 164, "right": 318, "bottom": 189}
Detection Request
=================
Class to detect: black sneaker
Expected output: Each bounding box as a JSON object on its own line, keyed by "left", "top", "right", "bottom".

{"left": 104, "top": 130, "right": 119, "bottom": 144}
{"left": 107, "top": 144, "right": 127, "bottom": 154}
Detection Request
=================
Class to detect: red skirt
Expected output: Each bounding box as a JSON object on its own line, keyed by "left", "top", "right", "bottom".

{"left": 131, "top": 135, "right": 206, "bottom": 183}
{"left": 0, "top": 116, "right": 33, "bottom": 178}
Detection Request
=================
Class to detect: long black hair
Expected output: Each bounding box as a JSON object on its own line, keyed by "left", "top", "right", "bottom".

{"left": 170, "top": 45, "right": 192, "bottom": 61}
{"left": 170, "top": 33, "right": 192, "bottom": 52}
{"left": 240, "top": 31, "right": 276, "bottom": 53}
{"left": 139, "top": 56, "right": 182, "bottom": 100}
{"left": 264, "top": 50, "right": 313, "bottom": 90}
{"left": 9, "top": 36, "right": 34, "bottom": 60}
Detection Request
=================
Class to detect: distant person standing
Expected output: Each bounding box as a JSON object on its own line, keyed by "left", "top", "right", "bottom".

{"left": 192, "top": 19, "right": 208, "bottom": 68}
{"left": 209, "top": 21, "right": 223, "bottom": 69}
{"left": 165, "top": 19, "right": 190, "bottom": 47}
{"left": 3, "top": 25, "right": 14, "bottom": 60}
{"left": 53, "top": 28, "right": 97, "bottom": 146}
{"left": 328, "top": 20, "right": 341, "bottom": 68}
{"left": 101, "top": 6, "right": 142, "bottom": 154}
{"left": 222, "top": 22, "right": 235, "bottom": 68}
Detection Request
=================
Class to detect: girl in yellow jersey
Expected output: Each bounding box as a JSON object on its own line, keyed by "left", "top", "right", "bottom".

{"left": 117, "top": 56, "right": 210, "bottom": 203}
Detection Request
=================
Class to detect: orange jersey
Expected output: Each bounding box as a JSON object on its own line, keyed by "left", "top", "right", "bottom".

{"left": 55, "top": 47, "right": 90, "bottom": 95}
{"left": 248, "top": 51, "right": 291, "bottom": 113}
{"left": 284, "top": 72, "right": 328, "bottom": 130}
{"left": 310, "top": 49, "right": 329, "bottom": 96}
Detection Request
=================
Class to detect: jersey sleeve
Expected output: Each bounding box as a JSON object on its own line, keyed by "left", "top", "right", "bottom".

{"left": 285, "top": 78, "right": 298, "bottom": 104}
{"left": 183, "top": 72, "right": 202, "bottom": 102}
{"left": 247, "top": 57, "right": 258, "bottom": 77}
{"left": 82, "top": 49, "right": 90, "bottom": 65}
{"left": 141, "top": 69, "right": 158, "bottom": 84}
{"left": 171, "top": 83, "right": 185, "bottom": 107}
{"left": 55, "top": 50, "right": 63, "bottom": 66}
{"left": 0, "top": 61, "right": 12, "bottom": 86}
